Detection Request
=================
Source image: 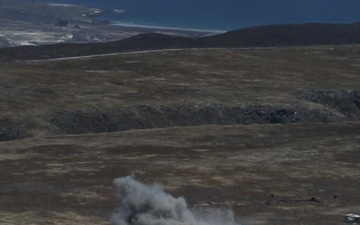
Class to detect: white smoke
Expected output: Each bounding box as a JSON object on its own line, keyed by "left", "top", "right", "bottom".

{"left": 111, "top": 175, "right": 239, "bottom": 225}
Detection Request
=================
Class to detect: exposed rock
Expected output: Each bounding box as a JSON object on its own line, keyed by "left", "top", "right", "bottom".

{"left": 294, "top": 89, "right": 360, "bottom": 120}
{"left": 0, "top": 128, "right": 22, "bottom": 142}
{"left": 51, "top": 104, "right": 344, "bottom": 135}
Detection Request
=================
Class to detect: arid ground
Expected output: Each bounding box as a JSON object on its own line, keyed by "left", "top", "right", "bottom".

{"left": 0, "top": 46, "right": 360, "bottom": 225}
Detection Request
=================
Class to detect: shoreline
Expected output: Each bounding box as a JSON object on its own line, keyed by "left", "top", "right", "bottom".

{"left": 87, "top": 9, "right": 227, "bottom": 34}
{"left": 109, "top": 21, "right": 226, "bottom": 34}
{"left": 0, "top": 0, "right": 222, "bottom": 48}
{"left": 45, "top": 1, "right": 227, "bottom": 35}
{"left": 45, "top": 1, "right": 229, "bottom": 33}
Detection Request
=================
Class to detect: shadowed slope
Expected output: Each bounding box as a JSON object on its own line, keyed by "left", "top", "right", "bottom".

{"left": 1, "top": 22, "right": 360, "bottom": 61}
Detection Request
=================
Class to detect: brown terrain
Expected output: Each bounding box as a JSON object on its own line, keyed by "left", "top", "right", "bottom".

{"left": 0, "top": 45, "right": 360, "bottom": 224}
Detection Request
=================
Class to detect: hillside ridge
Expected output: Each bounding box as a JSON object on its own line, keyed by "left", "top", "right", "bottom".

{"left": 1, "top": 22, "right": 360, "bottom": 61}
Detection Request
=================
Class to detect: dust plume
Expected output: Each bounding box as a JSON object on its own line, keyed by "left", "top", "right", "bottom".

{"left": 111, "top": 175, "right": 239, "bottom": 225}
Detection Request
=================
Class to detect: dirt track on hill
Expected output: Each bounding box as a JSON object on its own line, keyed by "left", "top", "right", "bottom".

{"left": 0, "top": 46, "right": 360, "bottom": 225}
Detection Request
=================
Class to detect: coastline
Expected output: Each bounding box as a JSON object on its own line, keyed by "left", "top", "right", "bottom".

{"left": 86, "top": 7, "right": 226, "bottom": 34}
{"left": 0, "top": 0, "right": 222, "bottom": 48}
{"left": 110, "top": 21, "right": 226, "bottom": 34}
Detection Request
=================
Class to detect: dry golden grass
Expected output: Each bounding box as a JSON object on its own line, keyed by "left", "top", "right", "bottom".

{"left": 0, "top": 46, "right": 360, "bottom": 224}
{"left": 1, "top": 122, "right": 360, "bottom": 225}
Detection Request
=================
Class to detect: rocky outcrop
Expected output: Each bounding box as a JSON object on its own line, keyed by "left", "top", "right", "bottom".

{"left": 295, "top": 89, "right": 360, "bottom": 120}
{"left": 51, "top": 104, "right": 344, "bottom": 135}
{"left": 0, "top": 128, "right": 22, "bottom": 142}
{"left": 1, "top": 90, "right": 360, "bottom": 140}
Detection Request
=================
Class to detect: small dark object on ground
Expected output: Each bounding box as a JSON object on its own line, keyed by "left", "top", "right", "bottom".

{"left": 308, "top": 197, "right": 320, "bottom": 203}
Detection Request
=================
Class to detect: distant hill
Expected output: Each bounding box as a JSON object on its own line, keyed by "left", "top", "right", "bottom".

{"left": 201, "top": 22, "right": 360, "bottom": 47}
{"left": 1, "top": 22, "right": 360, "bottom": 61}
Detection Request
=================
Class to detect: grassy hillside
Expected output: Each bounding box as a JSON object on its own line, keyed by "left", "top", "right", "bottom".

{"left": 1, "top": 46, "right": 360, "bottom": 138}
{"left": 0, "top": 46, "right": 360, "bottom": 225}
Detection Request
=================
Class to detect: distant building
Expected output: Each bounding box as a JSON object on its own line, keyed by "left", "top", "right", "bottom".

{"left": 56, "top": 20, "right": 69, "bottom": 27}
{"left": 345, "top": 214, "right": 360, "bottom": 223}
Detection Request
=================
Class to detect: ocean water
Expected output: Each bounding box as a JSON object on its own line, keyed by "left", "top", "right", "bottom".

{"left": 43, "top": 0, "right": 360, "bottom": 31}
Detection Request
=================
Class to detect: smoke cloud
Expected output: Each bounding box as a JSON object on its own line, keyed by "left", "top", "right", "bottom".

{"left": 111, "top": 175, "right": 239, "bottom": 225}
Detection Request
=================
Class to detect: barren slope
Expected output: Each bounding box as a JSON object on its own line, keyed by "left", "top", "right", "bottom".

{"left": 0, "top": 46, "right": 360, "bottom": 225}
{"left": 1, "top": 46, "right": 360, "bottom": 139}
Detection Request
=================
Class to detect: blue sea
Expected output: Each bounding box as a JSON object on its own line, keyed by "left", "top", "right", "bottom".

{"left": 43, "top": 0, "right": 360, "bottom": 31}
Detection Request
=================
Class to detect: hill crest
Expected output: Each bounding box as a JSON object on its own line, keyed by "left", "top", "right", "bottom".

{"left": 1, "top": 22, "right": 360, "bottom": 61}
